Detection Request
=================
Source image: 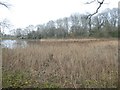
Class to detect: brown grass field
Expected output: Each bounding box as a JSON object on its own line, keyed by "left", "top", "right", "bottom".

{"left": 2, "top": 39, "right": 118, "bottom": 88}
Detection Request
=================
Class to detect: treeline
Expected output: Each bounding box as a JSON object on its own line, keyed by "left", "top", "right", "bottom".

{"left": 12, "top": 8, "right": 118, "bottom": 39}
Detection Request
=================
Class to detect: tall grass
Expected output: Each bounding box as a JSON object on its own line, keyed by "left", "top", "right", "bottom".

{"left": 2, "top": 39, "right": 118, "bottom": 88}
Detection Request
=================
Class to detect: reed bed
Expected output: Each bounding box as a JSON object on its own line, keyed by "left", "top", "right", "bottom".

{"left": 2, "top": 39, "right": 118, "bottom": 88}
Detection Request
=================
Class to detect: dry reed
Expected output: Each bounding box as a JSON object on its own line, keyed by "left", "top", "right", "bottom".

{"left": 2, "top": 39, "right": 118, "bottom": 88}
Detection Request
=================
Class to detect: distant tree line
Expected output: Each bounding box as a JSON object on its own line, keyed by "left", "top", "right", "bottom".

{"left": 11, "top": 8, "right": 118, "bottom": 39}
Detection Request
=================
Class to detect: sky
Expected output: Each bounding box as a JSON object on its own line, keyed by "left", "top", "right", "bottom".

{"left": 0, "top": 0, "right": 119, "bottom": 34}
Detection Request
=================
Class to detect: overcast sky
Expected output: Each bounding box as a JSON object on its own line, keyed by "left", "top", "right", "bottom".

{"left": 0, "top": 0, "right": 119, "bottom": 30}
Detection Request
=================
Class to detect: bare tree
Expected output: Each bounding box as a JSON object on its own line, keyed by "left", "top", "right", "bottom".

{"left": 92, "top": 14, "right": 104, "bottom": 31}
{"left": 62, "top": 17, "right": 69, "bottom": 36}
{"left": 46, "top": 20, "right": 56, "bottom": 37}
{"left": 56, "top": 19, "right": 67, "bottom": 38}
{"left": 85, "top": 0, "right": 105, "bottom": 36}
{"left": 0, "top": 19, "right": 11, "bottom": 35}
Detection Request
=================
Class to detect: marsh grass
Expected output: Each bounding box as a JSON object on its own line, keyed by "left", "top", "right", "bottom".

{"left": 2, "top": 39, "right": 118, "bottom": 88}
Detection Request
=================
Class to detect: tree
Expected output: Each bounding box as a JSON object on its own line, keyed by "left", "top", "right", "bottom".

{"left": 26, "top": 25, "right": 35, "bottom": 33}
{"left": 69, "top": 13, "right": 89, "bottom": 37}
{"left": 91, "top": 8, "right": 118, "bottom": 37}
{"left": 62, "top": 17, "right": 69, "bottom": 37}
{"left": 36, "top": 24, "right": 47, "bottom": 38}
{"left": 69, "top": 14, "right": 80, "bottom": 37}
{"left": 15, "top": 28, "right": 23, "bottom": 38}
{"left": 46, "top": 20, "right": 56, "bottom": 37}
{"left": 109, "top": 8, "right": 118, "bottom": 28}
{"left": 85, "top": 0, "right": 105, "bottom": 36}
{"left": 56, "top": 19, "right": 67, "bottom": 38}
{"left": 0, "top": 19, "right": 11, "bottom": 35}
{"left": 0, "top": 1, "right": 11, "bottom": 38}
{"left": 92, "top": 14, "right": 104, "bottom": 30}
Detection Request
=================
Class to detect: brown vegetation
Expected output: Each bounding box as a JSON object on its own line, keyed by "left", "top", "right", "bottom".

{"left": 2, "top": 39, "right": 118, "bottom": 88}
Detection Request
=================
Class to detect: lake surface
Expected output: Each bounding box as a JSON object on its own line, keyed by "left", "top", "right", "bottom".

{"left": 1, "top": 40, "right": 27, "bottom": 49}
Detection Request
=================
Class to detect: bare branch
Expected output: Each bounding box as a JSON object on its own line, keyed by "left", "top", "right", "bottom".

{"left": 85, "top": 0, "right": 105, "bottom": 36}
{"left": 85, "top": 0, "right": 96, "bottom": 4}
{"left": 0, "top": 2, "right": 9, "bottom": 8}
{"left": 86, "top": 0, "right": 105, "bottom": 19}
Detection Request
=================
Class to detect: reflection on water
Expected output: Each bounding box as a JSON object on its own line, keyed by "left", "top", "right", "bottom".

{"left": 1, "top": 40, "right": 27, "bottom": 49}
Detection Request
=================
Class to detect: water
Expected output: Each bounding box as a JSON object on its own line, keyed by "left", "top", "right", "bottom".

{"left": 1, "top": 40, "right": 27, "bottom": 49}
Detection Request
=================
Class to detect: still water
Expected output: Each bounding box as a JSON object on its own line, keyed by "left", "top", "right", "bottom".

{"left": 1, "top": 40, "right": 27, "bottom": 49}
